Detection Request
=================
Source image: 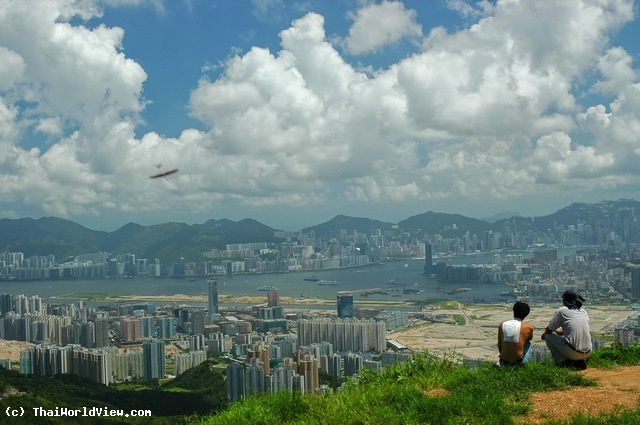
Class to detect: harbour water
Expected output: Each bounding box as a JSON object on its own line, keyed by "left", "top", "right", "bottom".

{"left": 0, "top": 248, "right": 582, "bottom": 309}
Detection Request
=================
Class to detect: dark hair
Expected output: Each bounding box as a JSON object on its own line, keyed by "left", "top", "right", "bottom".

{"left": 513, "top": 301, "right": 530, "bottom": 320}
{"left": 562, "top": 290, "right": 584, "bottom": 309}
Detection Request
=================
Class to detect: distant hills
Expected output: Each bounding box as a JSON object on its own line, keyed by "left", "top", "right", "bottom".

{"left": 1, "top": 199, "right": 639, "bottom": 262}
{"left": 0, "top": 217, "right": 278, "bottom": 263}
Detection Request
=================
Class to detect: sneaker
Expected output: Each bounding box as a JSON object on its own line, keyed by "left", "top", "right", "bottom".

{"left": 573, "top": 359, "right": 587, "bottom": 370}
{"left": 558, "top": 359, "right": 587, "bottom": 370}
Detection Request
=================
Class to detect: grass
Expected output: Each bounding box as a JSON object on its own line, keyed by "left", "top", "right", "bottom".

{"left": 452, "top": 314, "right": 467, "bottom": 325}
{"left": 192, "top": 345, "right": 640, "bottom": 425}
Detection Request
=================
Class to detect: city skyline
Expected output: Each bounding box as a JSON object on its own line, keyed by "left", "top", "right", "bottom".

{"left": 1, "top": 1, "right": 640, "bottom": 232}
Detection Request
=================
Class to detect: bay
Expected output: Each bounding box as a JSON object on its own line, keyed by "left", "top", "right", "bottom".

{"left": 0, "top": 248, "right": 581, "bottom": 309}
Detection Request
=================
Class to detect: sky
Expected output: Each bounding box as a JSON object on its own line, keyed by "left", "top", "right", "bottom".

{"left": 1, "top": 0, "right": 640, "bottom": 232}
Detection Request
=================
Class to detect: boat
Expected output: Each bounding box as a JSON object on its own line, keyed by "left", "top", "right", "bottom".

{"left": 387, "top": 278, "right": 406, "bottom": 285}
{"left": 447, "top": 288, "right": 471, "bottom": 295}
{"left": 256, "top": 285, "right": 278, "bottom": 291}
{"left": 317, "top": 280, "right": 338, "bottom": 286}
{"left": 304, "top": 275, "right": 319, "bottom": 282}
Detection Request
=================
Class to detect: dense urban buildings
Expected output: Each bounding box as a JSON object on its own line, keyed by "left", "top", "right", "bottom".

{"left": 2, "top": 204, "right": 640, "bottom": 394}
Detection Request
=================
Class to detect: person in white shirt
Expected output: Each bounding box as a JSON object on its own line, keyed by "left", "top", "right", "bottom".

{"left": 498, "top": 301, "right": 534, "bottom": 366}
{"left": 541, "top": 290, "right": 592, "bottom": 370}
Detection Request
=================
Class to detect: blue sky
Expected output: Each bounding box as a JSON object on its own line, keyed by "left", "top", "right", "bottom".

{"left": 1, "top": 0, "right": 640, "bottom": 232}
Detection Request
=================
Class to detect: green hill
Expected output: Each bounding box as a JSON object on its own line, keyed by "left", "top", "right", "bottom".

{"left": 1, "top": 347, "right": 640, "bottom": 424}
{"left": 0, "top": 360, "right": 227, "bottom": 424}
{"left": 195, "top": 346, "right": 640, "bottom": 425}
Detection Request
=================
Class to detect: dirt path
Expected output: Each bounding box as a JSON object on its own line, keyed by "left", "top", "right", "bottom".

{"left": 525, "top": 366, "right": 640, "bottom": 423}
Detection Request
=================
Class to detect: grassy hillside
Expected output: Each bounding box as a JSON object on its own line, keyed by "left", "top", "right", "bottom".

{"left": 1, "top": 347, "right": 639, "bottom": 424}
{"left": 0, "top": 360, "right": 226, "bottom": 424}
{"left": 194, "top": 346, "right": 640, "bottom": 425}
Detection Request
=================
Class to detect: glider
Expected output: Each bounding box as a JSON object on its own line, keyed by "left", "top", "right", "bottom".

{"left": 150, "top": 163, "right": 179, "bottom": 180}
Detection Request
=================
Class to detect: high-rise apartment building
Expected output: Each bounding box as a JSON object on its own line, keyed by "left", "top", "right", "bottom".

{"left": 295, "top": 352, "right": 319, "bottom": 394}
{"left": 140, "top": 316, "right": 155, "bottom": 338}
{"left": 142, "top": 339, "right": 165, "bottom": 381}
{"left": 80, "top": 322, "right": 95, "bottom": 348}
{"left": 248, "top": 341, "right": 270, "bottom": 375}
{"left": 226, "top": 362, "right": 245, "bottom": 402}
{"left": 297, "top": 318, "right": 386, "bottom": 352}
{"left": 208, "top": 279, "right": 218, "bottom": 315}
{"left": 174, "top": 350, "right": 206, "bottom": 375}
{"left": 267, "top": 289, "right": 279, "bottom": 307}
{"left": 244, "top": 363, "right": 266, "bottom": 398}
{"left": 631, "top": 266, "right": 640, "bottom": 301}
{"left": 344, "top": 352, "right": 363, "bottom": 377}
{"left": 424, "top": 243, "right": 433, "bottom": 274}
{"left": 327, "top": 353, "right": 342, "bottom": 377}
{"left": 337, "top": 291, "right": 353, "bottom": 318}
{"left": 157, "top": 316, "right": 176, "bottom": 339}
{"left": 119, "top": 317, "right": 142, "bottom": 342}
{"left": 111, "top": 348, "right": 143, "bottom": 382}
{"left": 270, "top": 364, "right": 296, "bottom": 394}
{"left": 72, "top": 348, "right": 111, "bottom": 385}
{"left": 94, "top": 318, "right": 110, "bottom": 348}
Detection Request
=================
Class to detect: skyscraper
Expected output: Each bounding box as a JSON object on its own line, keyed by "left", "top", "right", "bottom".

{"left": 424, "top": 243, "right": 433, "bottom": 275}
{"left": 142, "top": 339, "right": 165, "bottom": 381}
{"left": 631, "top": 266, "right": 640, "bottom": 301}
{"left": 140, "top": 316, "right": 155, "bottom": 338}
{"left": 95, "top": 318, "right": 110, "bottom": 348}
{"left": 119, "top": 317, "right": 142, "bottom": 342}
{"left": 296, "top": 352, "right": 319, "bottom": 394}
{"left": 226, "top": 362, "right": 245, "bottom": 402}
{"left": 208, "top": 279, "right": 219, "bottom": 315}
{"left": 270, "top": 364, "right": 295, "bottom": 394}
{"left": 337, "top": 292, "right": 353, "bottom": 318}
{"left": 157, "top": 316, "right": 176, "bottom": 339}
{"left": 267, "top": 289, "right": 279, "bottom": 307}
{"left": 248, "top": 341, "right": 270, "bottom": 375}
{"left": 344, "top": 352, "right": 363, "bottom": 377}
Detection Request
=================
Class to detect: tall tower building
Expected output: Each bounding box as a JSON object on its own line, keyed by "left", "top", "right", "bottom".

{"left": 190, "top": 310, "right": 206, "bottom": 335}
{"left": 95, "top": 318, "right": 110, "bottom": 348}
{"left": 631, "top": 266, "right": 640, "bottom": 301}
{"left": 119, "top": 317, "right": 142, "bottom": 342}
{"left": 208, "top": 279, "right": 219, "bottom": 315}
{"left": 344, "top": 352, "right": 363, "bottom": 377}
{"left": 270, "top": 364, "right": 295, "bottom": 394}
{"left": 140, "top": 316, "right": 155, "bottom": 338}
{"left": 157, "top": 316, "right": 176, "bottom": 339}
{"left": 337, "top": 292, "right": 353, "bottom": 318}
{"left": 226, "top": 362, "right": 246, "bottom": 402}
{"left": 267, "top": 289, "right": 279, "bottom": 307}
{"left": 424, "top": 243, "right": 433, "bottom": 275}
{"left": 248, "top": 341, "right": 270, "bottom": 375}
{"left": 80, "top": 322, "right": 95, "bottom": 348}
{"left": 0, "top": 293, "right": 14, "bottom": 316}
{"left": 328, "top": 353, "right": 342, "bottom": 377}
{"left": 244, "top": 364, "right": 266, "bottom": 398}
{"left": 297, "top": 353, "right": 319, "bottom": 394}
{"left": 142, "top": 339, "right": 165, "bottom": 381}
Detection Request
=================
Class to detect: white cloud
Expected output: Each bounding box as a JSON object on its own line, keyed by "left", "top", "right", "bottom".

{"left": 593, "top": 47, "right": 638, "bottom": 94}
{"left": 1, "top": 0, "right": 640, "bottom": 229}
{"left": 103, "top": 0, "right": 165, "bottom": 14}
{"left": 446, "top": 0, "right": 492, "bottom": 19}
{"left": 343, "top": 1, "right": 423, "bottom": 55}
{"left": 251, "top": 0, "right": 285, "bottom": 22}
{"left": 0, "top": 47, "right": 25, "bottom": 90}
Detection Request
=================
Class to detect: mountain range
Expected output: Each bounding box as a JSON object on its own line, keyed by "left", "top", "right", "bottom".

{"left": 1, "top": 199, "right": 639, "bottom": 263}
